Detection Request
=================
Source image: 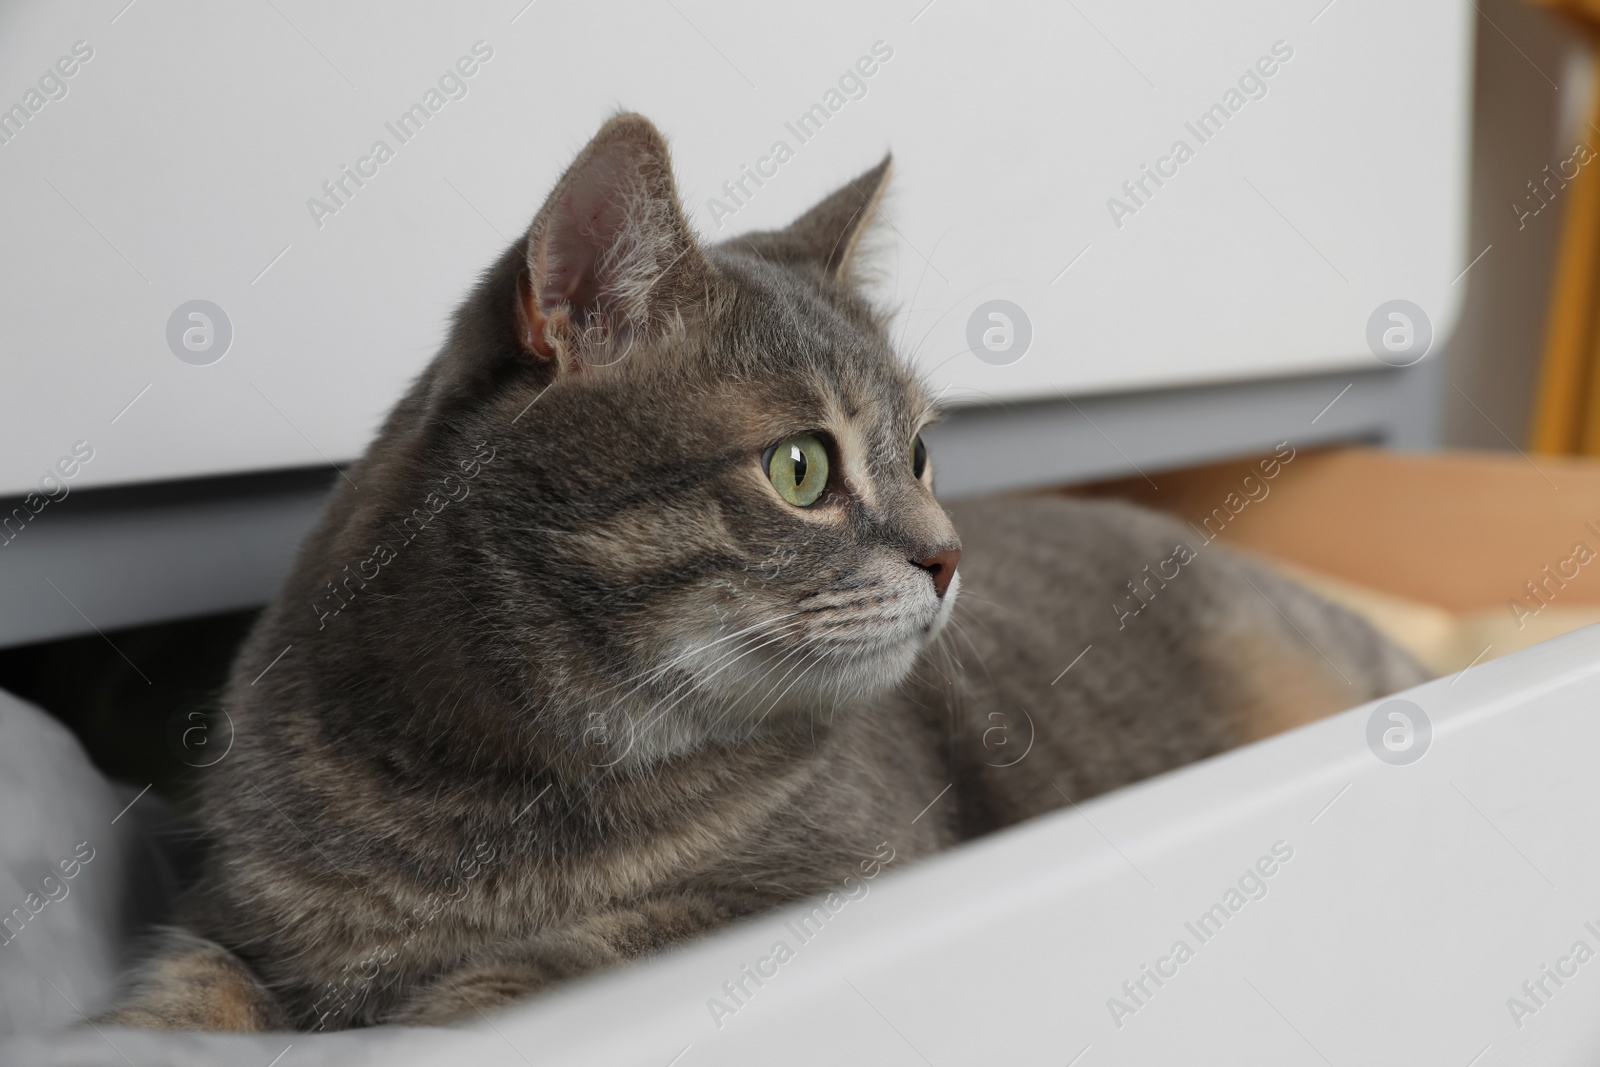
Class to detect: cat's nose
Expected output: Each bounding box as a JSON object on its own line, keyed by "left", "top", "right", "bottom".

{"left": 915, "top": 548, "right": 961, "bottom": 599}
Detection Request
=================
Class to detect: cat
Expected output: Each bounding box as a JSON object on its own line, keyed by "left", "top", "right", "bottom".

{"left": 101, "top": 113, "right": 1426, "bottom": 1031}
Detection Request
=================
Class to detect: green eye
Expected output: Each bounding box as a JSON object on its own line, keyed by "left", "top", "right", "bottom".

{"left": 911, "top": 434, "right": 928, "bottom": 479}
{"left": 766, "top": 434, "right": 830, "bottom": 507}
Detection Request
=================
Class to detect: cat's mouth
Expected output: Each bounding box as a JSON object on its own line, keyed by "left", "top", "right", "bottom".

{"left": 665, "top": 570, "right": 958, "bottom": 728}
{"left": 925, "top": 569, "right": 960, "bottom": 634}
{"left": 799, "top": 569, "right": 954, "bottom": 646}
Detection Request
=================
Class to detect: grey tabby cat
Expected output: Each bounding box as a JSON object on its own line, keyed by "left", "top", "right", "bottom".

{"left": 104, "top": 114, "right": 1424, "bottom": 1031}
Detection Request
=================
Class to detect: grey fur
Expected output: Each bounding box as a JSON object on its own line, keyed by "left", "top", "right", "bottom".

{"left": 100, "top": 114, "right": 1425, "bottom": 1031}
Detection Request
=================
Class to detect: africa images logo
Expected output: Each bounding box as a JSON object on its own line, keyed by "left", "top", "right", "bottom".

{"left": 304, "top": 41, "right": 494, "bottom": 230}
{"left": 1365, "top": 699, "right": 1431, "bottom": 765}
{"left": 166, "top": 300, "right": 233, "bottom": 365}
{"left": 703, "top": 41, "right": 894, "bottom": 230}
{"left": 1104, "top": 40, "right": 1294, "bottom": 230}
{"left": 966, "top": 299, "right": 1033, "bottom": 366}
{"left": 1365, "top": 300, "right": 1433, "bottom": 367}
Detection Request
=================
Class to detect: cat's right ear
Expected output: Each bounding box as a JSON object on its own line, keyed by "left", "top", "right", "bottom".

{"left": 517, "top": 114, "right": 707, "bottom": 372}
{"left": 773, "top": 155, "right": 892, "bottom": 281}
{"left": 719, "top": 156, "right": 891, "bottom": 285}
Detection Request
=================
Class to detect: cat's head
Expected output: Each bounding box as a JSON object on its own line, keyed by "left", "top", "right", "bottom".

{"left": 373, "top": 114, "right": 959, "bottom": 763}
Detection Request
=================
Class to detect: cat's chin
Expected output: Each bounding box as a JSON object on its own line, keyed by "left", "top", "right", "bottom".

{"left": 633, "top": 576, "right": 960, "bottom": 753}
{"left": 930, "top": 570, "right": 960, "bottom": 635}
{"left": 812, "top": 571, "right": 960, "bottom": 694}
{"left": 739, "top": 575, "right": 960, "bottom": 724}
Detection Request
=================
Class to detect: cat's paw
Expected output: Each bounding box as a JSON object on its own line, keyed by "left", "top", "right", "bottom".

{"left": 386, "top": 963, "right": 554, "bottom": 1027}
{"left": 98, "top": 928, "right": 288, "bottom": 1032}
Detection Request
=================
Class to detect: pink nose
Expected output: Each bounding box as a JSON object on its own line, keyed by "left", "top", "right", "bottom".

{"left": 916, "top": 549, "right": 962, "bottom": 599}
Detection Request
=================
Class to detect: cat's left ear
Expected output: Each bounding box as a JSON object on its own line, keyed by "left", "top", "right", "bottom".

{"left": 518, "top": 113, "right": 708, "bottom": 371}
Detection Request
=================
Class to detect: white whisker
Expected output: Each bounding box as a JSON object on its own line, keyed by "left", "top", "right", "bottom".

{"left": 595, "top": 611, "right": 804, "bottom": 702}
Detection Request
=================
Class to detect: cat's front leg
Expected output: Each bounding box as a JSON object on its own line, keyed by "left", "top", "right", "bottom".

{"left": 386, "top": 891, "right": 753, "bottom": 1026}
{"left": 97, "top": 927, "right": 289, "bottom": 1031}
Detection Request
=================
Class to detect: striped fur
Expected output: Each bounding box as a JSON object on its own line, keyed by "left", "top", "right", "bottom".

{"left": 102, "top": 115, "right": 1425, "bottom": 1031}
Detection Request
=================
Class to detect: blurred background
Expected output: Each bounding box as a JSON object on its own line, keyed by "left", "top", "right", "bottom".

{"left": 6, "top": 0, "right": 1600, "bottom": 1049}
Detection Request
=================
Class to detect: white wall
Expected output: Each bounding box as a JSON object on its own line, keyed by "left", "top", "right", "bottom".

{"left": 0, "top": 0, "right": 1472, "bottom": 496}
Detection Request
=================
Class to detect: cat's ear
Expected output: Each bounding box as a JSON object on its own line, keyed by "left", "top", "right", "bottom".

{"left": 777, "top": 155, "right": 892, "bottom": 279}
{"left": 517, "top": 113, "right": 706, "bottom": 370}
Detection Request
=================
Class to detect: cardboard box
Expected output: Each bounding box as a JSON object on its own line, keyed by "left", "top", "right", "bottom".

{"left": 1065, "top": 447, "right": 1600, "bottom": 674}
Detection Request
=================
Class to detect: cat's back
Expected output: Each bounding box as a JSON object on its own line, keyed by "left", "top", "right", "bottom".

{"left": 945, "top": 492, "right": 1257, "bottom": 638}
{"left": 949, "top": 493, "right": 1205, "bottom": 599}
{"left": 945, "top": 491, "right": 1404, "bottom": 649}
{"left": 922, "top": 493, "right": 1425, "bottom": 829}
